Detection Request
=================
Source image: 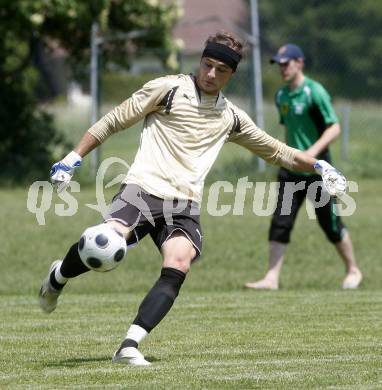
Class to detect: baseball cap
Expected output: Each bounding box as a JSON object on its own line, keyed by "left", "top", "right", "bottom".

{"left": 270, "top": 43, "right": 305, "bottom": 64}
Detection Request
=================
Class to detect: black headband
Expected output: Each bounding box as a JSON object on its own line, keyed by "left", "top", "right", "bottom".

{"left": 202, "top": 42, "right": 242, "bottom": 71}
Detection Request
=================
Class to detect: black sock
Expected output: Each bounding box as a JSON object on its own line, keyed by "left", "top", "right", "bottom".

{"left": 60, "top": 242, "right": 91, "bottom": 278}
{"left": 116, "top": 338, "right": 138, "bottom": 353}
{"left": 133, "top": 267, "right": 186, "bottom": 332}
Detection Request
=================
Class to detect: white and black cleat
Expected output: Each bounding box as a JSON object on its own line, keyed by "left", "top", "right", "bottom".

{"left": 112, "top": 347, "right": 151, "bottom": 366}
{"left": 38, "top": 260, "right": 63, "bottom": 313}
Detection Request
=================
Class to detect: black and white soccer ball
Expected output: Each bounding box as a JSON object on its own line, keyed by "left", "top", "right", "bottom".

{"left": 78, "top": 224, "right": 127, "bottom": 272}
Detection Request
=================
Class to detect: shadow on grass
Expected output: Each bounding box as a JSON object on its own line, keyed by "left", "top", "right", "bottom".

{"left": 143, "top": 356, "right": 160, "bottom": 363}
{"left": 48, "top": 356, "right": 110, "bottom": 367}
{"left": 48, "top": 355, "right": 161, "bottom": 367}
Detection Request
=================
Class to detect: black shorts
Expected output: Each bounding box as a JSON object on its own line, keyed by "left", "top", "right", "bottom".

{"left": 105, "top": 184, "right": 202, "bottom": 259}
{"left": 269, "top": 168, "right": 345, "bottom": 244}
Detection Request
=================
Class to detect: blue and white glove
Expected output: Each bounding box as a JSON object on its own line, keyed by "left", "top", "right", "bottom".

{"left": 314, "top": 160, "right": 347, "bottom": 197}
{"left": 50, "top": 151, "right": 82, "bottom": 192}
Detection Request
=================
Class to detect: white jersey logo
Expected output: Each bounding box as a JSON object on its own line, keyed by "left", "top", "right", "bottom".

{"left": 294, "top": 102, "right": 305, "bottom": 115}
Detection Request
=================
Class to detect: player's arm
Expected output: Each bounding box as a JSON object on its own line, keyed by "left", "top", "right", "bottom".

{"left": 50, "top": 132, "right": 100, "bottom": 192}
{"left": 289, "top": 151, "right": 347, "bottom": 196}
{"left": 74, "top": 131, "right": 100, "bottom": 157}
{"left": 305, "top": 123, "right": 340, "bottom": 157}
{"left": 229, "top": 109, "right": 346, "bottom": 196}
{"left": 291, "top": 151, "right": 315, "bottom": 172}
{"left": 306, "top": 83, "right": 340, "bottom": 157}
{"left": 50, "top": 77, "right": 170, "bottom": 192}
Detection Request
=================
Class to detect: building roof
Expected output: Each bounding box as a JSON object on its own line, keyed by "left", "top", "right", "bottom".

{"left": 173, "top": 0, "right": 248, "bottom": 53}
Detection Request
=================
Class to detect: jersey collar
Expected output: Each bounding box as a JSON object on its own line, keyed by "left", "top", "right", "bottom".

{"left": 190, "top": 74, "right": 224, "bottom": 107}
{"left": 287, "top": 76, "right": 306, "bottom": 96}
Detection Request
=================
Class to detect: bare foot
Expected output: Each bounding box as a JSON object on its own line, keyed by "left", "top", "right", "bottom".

{"left": 342, "top": 268, "right": 363, "bottom": 289}
{"left": 244, "top": 279, "right": 278, "bottom": 290}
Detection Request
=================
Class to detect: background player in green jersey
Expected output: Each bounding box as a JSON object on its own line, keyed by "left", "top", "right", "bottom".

{"left": 245, "top": 44, "right": 362, "bottom": 290}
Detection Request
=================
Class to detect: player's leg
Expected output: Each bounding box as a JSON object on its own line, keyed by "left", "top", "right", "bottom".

{"left": 314, "top": 193, "right": 362, "bottom": 289}
{"left": 113, "top": 203, "right": 201, "bottom": 366}
{"left": 39, "top": 221, "right": 133, "bottom": 313}
{"left": 336, "top": 232, "right": 362, "bottom": 288}
{"left": 245, "top": 170, "right": 306, "bottom": 290}
{"left": 39, "top": 184, "right": 139, "bottom": 313}
{"left": 244, "top": 241, "right": 288, "bottom": 290}
{"left": 113, "top": 232, "right": 196, "bottom": 365}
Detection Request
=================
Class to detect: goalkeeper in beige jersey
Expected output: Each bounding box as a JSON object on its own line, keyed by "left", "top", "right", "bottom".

{"left": 39, "top": 31, "right": 347, "bottom": 366}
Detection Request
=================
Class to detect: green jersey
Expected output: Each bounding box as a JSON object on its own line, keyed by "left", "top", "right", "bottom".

{"left": 275, "top": 76, "right": 338, "bottom": 171}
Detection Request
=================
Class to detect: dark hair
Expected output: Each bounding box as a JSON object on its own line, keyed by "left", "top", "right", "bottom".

{"left": 205, "top": 31, "right": 244, "bottom": 56}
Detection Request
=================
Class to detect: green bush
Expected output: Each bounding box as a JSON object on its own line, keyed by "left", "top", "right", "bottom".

{"left": 0, "top": 73, "right": 69, "bottom": 184}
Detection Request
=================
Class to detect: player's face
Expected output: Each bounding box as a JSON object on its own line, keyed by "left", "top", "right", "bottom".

{"left": 197, "top": 57, "right": 234, "bottom": 95}
{"left": 279, "top": 59, "right": 303, "bottom": 83}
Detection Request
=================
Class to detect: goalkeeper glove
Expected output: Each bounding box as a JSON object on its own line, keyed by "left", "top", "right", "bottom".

{"left": 50, "top": 151, "right": 82, "bottom": 192}
{"left": 314, "top": 160, "right": 347, "bottom": 197}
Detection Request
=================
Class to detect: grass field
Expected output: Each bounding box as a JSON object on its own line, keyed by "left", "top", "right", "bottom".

{"left": 1, "top": 99, "right": 382, "bottom": 388}
{"left": 1, "top": 291, "right": 381, "bottom": 389}
{"left": 1, "top": 177, "right": 382, "bottom": 388}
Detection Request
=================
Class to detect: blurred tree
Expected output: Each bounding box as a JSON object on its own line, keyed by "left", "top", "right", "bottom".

{"left": 0, "top": 0, "right": 181, "bottom": 183}
{"left": 258, "top": 0, "right": 382, "bottom": 99}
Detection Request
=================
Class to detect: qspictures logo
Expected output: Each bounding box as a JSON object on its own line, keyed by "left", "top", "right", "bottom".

{"left": 26, "top": 157, "right": 358, "bottom": 226}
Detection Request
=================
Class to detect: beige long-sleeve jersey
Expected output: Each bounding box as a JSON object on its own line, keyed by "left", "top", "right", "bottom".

{"left": 88, "top": 74, "right": 297, "bottom": 204}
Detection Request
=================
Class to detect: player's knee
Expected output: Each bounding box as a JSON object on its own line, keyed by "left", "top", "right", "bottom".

{"left": 161, "top": 233, "right": 196, "bottom": 272}
{"left": 105, "top": 219, "right": 133, "bottom": 240}
{"left": 319, "top": 219, "right": 345, "bottom": 244}
{"left": 325, "top": 228, "right": 344, "bottom": 244}
{"left": 163, "top": 253, "right": 193, "bottom": 273}
{"left": 269, "top": 212, "right": 295, "bottom": 243}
